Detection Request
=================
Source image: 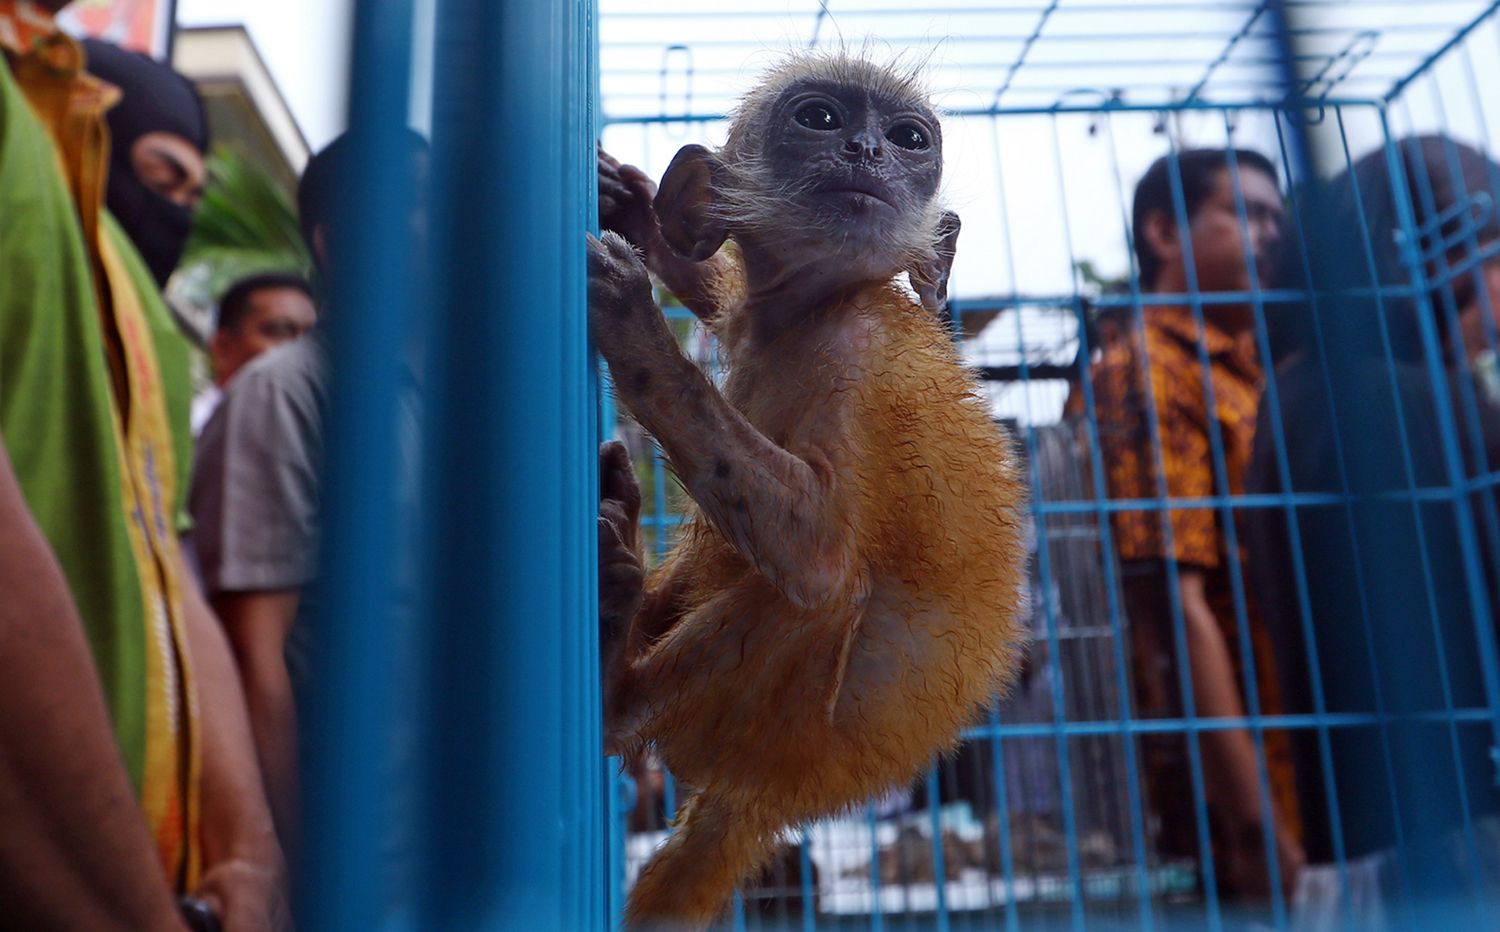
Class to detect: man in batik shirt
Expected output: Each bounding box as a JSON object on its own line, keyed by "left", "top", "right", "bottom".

{"left": 1092, "top": 147, "right": 1303, "bottom": 900}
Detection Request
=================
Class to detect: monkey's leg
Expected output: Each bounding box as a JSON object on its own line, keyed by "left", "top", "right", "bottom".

{"left": 624, "top": 793, "right": 785, "bottom": 931}
{"left": 605, "top": 564, "right": 690, "bottom": 755}
{"left": 600, "top": 438, "right": 648, "bottom": 756}
{"left": 588, "top": 232, "right": 866, "bottom": 612}
{"left": 600, "top": 441, "right": 644, "bottom": 660}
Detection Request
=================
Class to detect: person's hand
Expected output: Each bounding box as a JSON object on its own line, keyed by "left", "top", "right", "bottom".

{"left": 599, "top": 146, "right": 660, "bottom": 248}
{"left": 193, "top": 855, "right": 292, "bottom": 932}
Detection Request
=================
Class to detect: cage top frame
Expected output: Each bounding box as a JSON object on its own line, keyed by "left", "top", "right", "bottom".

{"left": 599, "top": 0, "right": 1500, "bottom": 124}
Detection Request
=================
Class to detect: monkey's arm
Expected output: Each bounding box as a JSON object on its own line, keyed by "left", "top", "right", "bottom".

{"left": 599, "top": 148, "right": 728, "bottom": 320}
{"left": 589, "top": 233, "right": 864, "bottom": 611}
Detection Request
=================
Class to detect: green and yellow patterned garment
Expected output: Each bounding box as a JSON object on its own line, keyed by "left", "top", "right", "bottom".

{"left": 0, "top": 5, "right": 200, "bottom": 888}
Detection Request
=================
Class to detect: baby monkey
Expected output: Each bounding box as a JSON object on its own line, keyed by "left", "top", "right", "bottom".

{"left": 589, "top": 51, "right": 1026, "bottom": 930}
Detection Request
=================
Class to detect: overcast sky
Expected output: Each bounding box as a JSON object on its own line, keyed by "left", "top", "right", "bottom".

{"left": 174, "top": 1, "right": 1498, "bottom": 292}
{"left": 176, "top": 0, "right": 354, "bottom": 150}
{"left": 173, "top": 1, "right": 1500, "bottom": 422}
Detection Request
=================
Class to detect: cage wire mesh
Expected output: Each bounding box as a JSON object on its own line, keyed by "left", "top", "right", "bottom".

{"left": 598, "top": 1, "right": 1500, "bottom": 928}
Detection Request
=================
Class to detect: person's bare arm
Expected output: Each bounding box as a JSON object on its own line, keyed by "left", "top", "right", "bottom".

{"left": 1179, "top": 568, "right": 1303, "bottom": 894}
{"left": 210, "top": 588, "right": 301, "bottom": 861}
{"left": 0, "top": 441, "right": 188, "bottom": 932}
{"left": 182, "top": 569, "right": 292, "bottom": 932}
{"left": 1178, "top": 569, "right": 1257, "bottom": 775}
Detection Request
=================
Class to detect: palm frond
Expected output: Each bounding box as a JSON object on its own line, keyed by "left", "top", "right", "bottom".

{"left": 183, "top": 144, "right": 311, "bottom": 278}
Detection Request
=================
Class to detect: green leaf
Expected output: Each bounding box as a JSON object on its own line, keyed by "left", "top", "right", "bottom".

{"left": 183, "top": 144, "right": 313, "bottom": 289}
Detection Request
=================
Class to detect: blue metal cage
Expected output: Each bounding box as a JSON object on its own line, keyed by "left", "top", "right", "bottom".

{"left": 302, "top": 0, "right": 1500, "bottom": 928}
{"left": 595, "top": 1, "right": 1500, "bottom": 930}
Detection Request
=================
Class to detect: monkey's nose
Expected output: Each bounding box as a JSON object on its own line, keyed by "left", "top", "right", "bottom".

{"left": 843, "top": 133, "right": 884, "bottom": 161}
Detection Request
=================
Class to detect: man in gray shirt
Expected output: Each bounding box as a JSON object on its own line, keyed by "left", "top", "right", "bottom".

{"left": 188, "top": 308, "right": 330, "bottom": 858}
{"left": 193, "top": 331, "right": 327, "bottom": 601}
{"left": 187, "top": 129, "right": 412, "bottom": 856}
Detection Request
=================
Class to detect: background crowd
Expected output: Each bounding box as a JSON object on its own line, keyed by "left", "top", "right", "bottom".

{"left": 4, "top": 0, "right": 1500, "bottom": 928}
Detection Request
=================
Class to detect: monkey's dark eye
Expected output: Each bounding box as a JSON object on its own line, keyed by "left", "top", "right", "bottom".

{"left": 794, "top": 103, "right": 841, "bottom": 131}
{"left": 886, "top": 123, "right": 929, "bottom": 151}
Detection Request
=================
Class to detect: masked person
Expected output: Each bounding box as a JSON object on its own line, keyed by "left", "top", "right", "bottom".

{"left": 82, "top": 38, "right": 207, "bottom": 520}
{"left": 81, "top": 37, "right": 207, "bottom": 288}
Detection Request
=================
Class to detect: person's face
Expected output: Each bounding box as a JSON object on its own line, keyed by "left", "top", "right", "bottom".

{"left": 210, "top": 287, "right": 317, "bottom": 385}
{"left": 130, "top": 131, "right": 206, "bottom": 209}
{"left": 1455, "top": 258, "right": 1500, "bottom": 362}
{"left": 1185, "top": 166, "right": 1284, "bottom": 295}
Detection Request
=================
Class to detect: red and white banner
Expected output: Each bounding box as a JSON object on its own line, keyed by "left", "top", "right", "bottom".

{"left": 59, "top": 0, "right": 174, "bottom": 59}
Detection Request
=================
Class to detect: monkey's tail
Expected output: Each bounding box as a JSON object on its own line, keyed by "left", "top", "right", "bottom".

{"left": 624, "top": 792, "right": 784, "bottom": 931}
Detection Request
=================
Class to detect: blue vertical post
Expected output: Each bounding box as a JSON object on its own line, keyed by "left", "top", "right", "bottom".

{"left": 418, "top": 0, "right": 601, "bottom": 927}
{"left": 299, "top": 1, "right": 417, "bottom": 928}
{"left": 1272, "top": 1, "right": 1496, "bottom": 925}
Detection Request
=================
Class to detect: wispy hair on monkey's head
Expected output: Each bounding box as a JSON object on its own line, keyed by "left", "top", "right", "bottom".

{"left": 722, "top": 47, "right": 934, "bottom": 154}
{"left": 713, "top": 47, "right": 946, "bottom": 278}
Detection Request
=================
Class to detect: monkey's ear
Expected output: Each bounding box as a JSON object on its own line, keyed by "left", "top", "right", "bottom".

{"left": 911, "top": 210, "right": 962, "bottom": 320}
{"left": 655, "top": 144, "right": 728, "bottom": 261}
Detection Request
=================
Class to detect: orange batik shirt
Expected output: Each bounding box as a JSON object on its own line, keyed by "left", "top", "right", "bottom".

{"left": 1089, "top": 304, "right": 1301, "bottom": 861}
{"left": 1095, "top": 305, "right": 1261, "bottom": 566}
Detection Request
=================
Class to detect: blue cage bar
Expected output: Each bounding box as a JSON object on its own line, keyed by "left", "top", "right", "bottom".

{"left": 297, "top": 0, "right": 1500, "bottom": 928}
{"left": 303, "top": 0, "right": 602, "bottom": 928}
{"left": 599, "top": 1, "right": 1500, "bottom": 929}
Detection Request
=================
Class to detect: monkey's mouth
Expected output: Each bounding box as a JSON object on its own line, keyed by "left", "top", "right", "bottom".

{"left": 820, "top": 182, "right": 893, "bottom": 209}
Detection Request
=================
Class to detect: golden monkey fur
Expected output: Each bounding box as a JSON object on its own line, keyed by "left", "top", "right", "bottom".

{"left": 588, "top": 52, "right": 1027, "bottom": 930}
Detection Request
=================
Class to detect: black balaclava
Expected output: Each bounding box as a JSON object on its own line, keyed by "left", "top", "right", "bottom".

{"left": 82, "top": 39, "right": 209, "bottom": 288}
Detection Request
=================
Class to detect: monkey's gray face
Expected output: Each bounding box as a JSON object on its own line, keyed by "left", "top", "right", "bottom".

{"left": 762, "top": 82, "right": 942, "bottom": 263}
